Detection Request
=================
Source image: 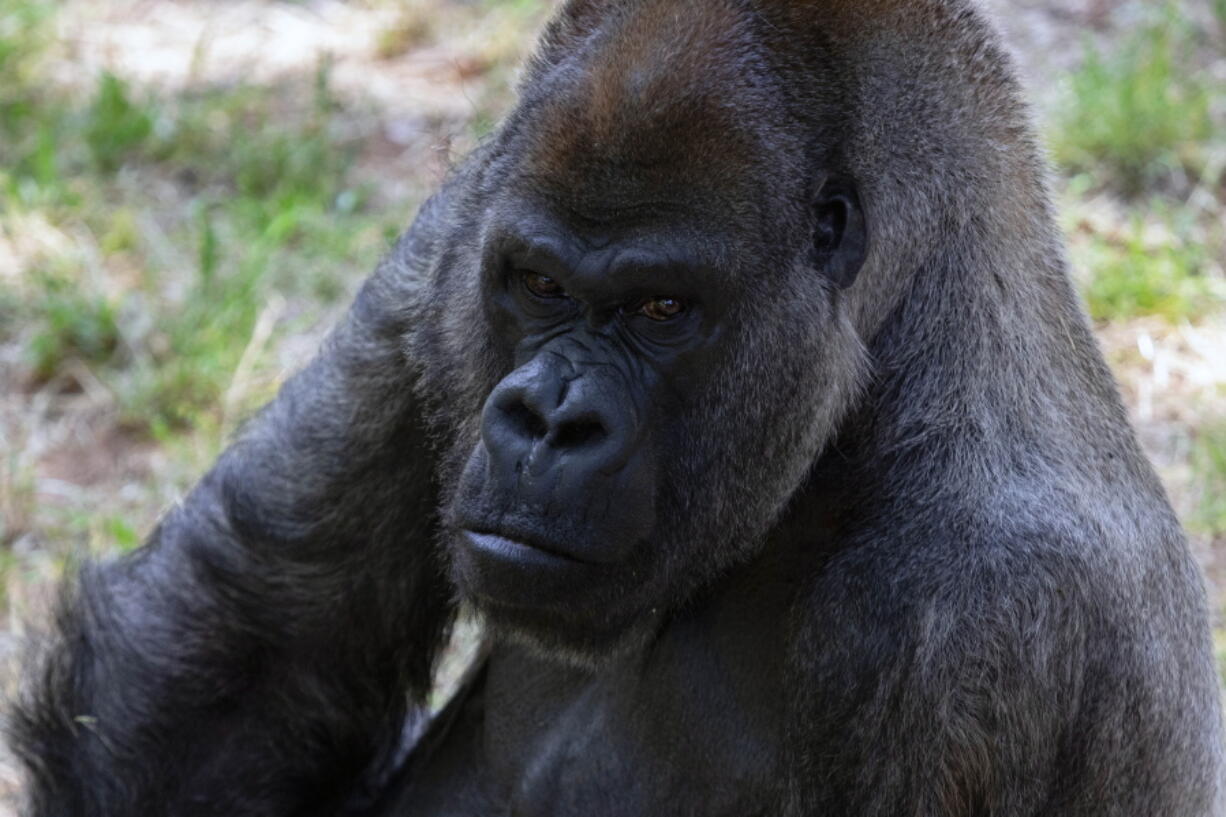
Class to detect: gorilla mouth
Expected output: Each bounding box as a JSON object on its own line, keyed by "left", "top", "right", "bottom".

{"left": 460, "top": 529, "right": 590, "bottom": 567}
{"left": 453, "top": 528, "right": 618, "bottom": 616}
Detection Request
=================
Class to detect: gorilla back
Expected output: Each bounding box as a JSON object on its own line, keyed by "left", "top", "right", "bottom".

{"left": 14, "top": 0, "right": 1224, "bottom": 815}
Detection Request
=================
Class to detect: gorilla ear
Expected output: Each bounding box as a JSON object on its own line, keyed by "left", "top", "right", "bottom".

{"left": 811, "top": 178, "right": 867, "bottom": 290}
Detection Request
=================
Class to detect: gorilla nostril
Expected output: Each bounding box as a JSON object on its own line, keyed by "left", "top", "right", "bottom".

{"left": 503, "top": 401, "right": 548, "bottom": 441}
{"left": 552, "top": 416, "right": 608, "bottom": 450}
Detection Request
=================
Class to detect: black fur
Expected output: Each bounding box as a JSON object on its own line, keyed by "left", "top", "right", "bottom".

{"left": 12, "top": 1, "right": 1224, "bottom": 815}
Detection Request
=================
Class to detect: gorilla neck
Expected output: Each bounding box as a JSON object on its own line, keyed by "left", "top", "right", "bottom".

{"left": 825, "top": 213, "right": 1153, "bottom": 530}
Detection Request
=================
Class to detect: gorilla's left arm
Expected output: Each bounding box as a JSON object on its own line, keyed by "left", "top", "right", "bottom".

{"left": 11, "top": 191, "right": 459, "bottom": 817}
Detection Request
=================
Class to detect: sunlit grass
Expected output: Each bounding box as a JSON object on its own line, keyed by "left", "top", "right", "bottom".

{"left": 1, "top": 32, "right": 398, "bottom": 435}
{"left": 1050, "top": 1, "right": 1226, "bottom": 326}
{"left": 1070, "top": 209, "right": 1225, "bottom": 324}
{"left": 1051, "top": 5, "right": 1216, "bottom": 197}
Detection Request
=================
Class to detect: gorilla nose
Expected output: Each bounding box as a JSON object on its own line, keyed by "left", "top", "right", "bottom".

{"left": 482, "top": 359, "right": 635, "bottom": 479}
{"left": 500, "top": 396, "right": 608, "bottom": 451}
{"left": 463, "top": 355, "right": 655, "bottom": 565}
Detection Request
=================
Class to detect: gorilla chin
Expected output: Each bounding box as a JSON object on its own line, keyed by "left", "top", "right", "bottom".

{"left": 450, "top": 528, "right": 663, "bottom": 661}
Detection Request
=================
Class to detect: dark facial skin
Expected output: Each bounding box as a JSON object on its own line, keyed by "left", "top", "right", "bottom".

{"left": 450, "top": 182, "right": 864, "bottom": 658}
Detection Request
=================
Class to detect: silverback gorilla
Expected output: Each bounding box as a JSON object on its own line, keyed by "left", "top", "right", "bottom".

{"left": 12, "top": 0, "right": 1225, "bottom": 814}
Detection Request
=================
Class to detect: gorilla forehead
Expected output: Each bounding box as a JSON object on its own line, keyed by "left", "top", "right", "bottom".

{"left": 511, "top": 0, "right": 801, "bottom": 218}
{"left": 580, "top": 0, "right": 768, "bottom": 128}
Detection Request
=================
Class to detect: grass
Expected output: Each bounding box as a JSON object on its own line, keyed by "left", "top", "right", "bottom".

{"left": 1071, "top": 207, "right": 1225, "bottom": 323}
{"left": 1, "top": 29, "right": 398, "bottom": 437}
{"left": 27, "top": 270, "right": 122, "bottom": 381}
{"left": 1051, "top": 5, "right": 1216, "bottom": 197}
{"left": 1052, "top": 1, "right": 1226, "bottom": 326}
{"left": 86, "top": 72, "right": 155, "bottom": 173}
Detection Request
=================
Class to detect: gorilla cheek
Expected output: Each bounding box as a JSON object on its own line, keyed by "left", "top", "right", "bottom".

{"left": 452, "top": 443, "right": 496, "bottom": 525}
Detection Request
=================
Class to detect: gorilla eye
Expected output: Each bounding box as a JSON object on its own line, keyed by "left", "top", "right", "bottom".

{"left": 637, "top": 297, "right": 687, "bottom": 321}
{"left": 520, "top": 270, "right": 566, "bottom": 299}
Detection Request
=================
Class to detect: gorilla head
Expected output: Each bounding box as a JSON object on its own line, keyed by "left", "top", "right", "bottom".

{"left": 435, "top": 0, "right": 871, "bottom": 660}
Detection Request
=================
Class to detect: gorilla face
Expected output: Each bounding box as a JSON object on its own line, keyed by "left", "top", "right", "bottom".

{"left": 450, "top": 206, "right": 734, "bottom": 654}
{"left": 444, "top": 5, "right": 870, "bottom": 661}
{"left": 446, "top": 192, "right": 867, "bottom": 661}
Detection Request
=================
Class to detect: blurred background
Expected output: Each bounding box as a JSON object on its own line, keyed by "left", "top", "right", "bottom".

{"left": 0, "top": 0, "right": 1223, "bottom": 808}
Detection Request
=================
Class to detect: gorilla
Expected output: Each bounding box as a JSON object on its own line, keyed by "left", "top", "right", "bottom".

{"left": 12, "top": 0, "right": 1224, "bottom": 814}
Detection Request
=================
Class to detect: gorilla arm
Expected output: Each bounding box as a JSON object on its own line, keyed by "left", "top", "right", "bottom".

{"left": 12, "top": 191, "right": 458, "bottom": 817}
